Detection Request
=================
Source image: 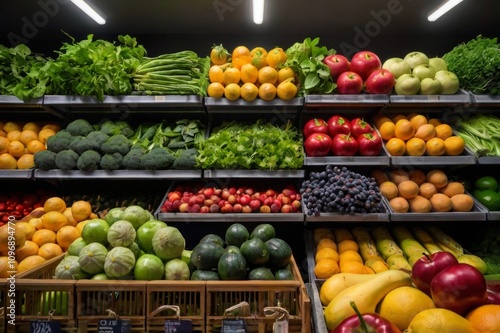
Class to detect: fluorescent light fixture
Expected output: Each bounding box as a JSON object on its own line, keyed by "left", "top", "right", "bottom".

{"left": 253, "top": 0, "right": 265, "bottom": 24}
{"left": 428, "top": 0, "right": 463, "bottom": 22}
{"left": 71, "top": 0, "right": 106, "bottom": 25}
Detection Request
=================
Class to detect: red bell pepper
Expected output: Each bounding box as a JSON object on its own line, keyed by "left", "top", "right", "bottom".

{"left": 332, "top": 301, "right": 401, "bottom": 333}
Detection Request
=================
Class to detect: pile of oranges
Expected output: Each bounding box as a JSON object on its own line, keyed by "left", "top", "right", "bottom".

{"left": 0, "top": 196, "right": 95, "bottom": 277}
{"left": 374, "top": 113, "right": 465, "bottom": 157}
{"left": 0, "top": 120, "right": 60, "bottom": 169}
{"left": 207, "top": 44, "right": 299, "bottom": 101}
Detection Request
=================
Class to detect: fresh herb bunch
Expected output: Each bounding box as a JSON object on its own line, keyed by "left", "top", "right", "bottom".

{"left": 442, "top": 35, "right": 500, "bottom": 95}
{"left": 41, "top": 34, "right": 146, "bottom": 101}
{"left": 284, "top": 37, "right": 336, "bottom": 96}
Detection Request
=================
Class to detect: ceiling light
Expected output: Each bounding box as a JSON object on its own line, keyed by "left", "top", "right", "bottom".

{"left": 428, "top": 0, "right": 463, "bottom": 22}
{"left": 253, "top": 0, "right": 265, "bottom": 24}
{"left": 71, "top": 0, "right": 106, "bottom": 25}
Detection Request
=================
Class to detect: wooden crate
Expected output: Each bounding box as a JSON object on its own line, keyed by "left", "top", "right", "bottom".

{"left": 205, "top": 256, "right": 311, "bottom": 333}
{"left": 15, "top": 253, "right": 65, "bottom": 279}
{"left": 7, "top": 279, "right": 76, "bottom": 333}
{"left": 75, "top": 279, "right": 147, "bottom": 332}
{"left": 146, "top": 281, "right": 206, "bottom": 332}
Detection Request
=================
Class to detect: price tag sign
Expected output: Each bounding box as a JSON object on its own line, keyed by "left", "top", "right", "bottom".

{"left": 221, "top": 318, "right": 246, "bottom": 333}
{"left": 30, "top": 320, "right": 61, "bottom": 332}
{"left": 97, "top": 318, "right": 131, "bottom": 333}
{"left": 273, "top": 320, "right": 289, "bottom": 333}
{"left": 164, "top": 319, "right": 193, "bottom": 332}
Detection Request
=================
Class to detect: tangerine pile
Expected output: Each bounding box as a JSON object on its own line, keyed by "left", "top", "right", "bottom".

{"left": 207, "top": 45, "right": 298, "bottom": 101}
{"left": 375, "top": 113, "right": 465, "bottom": 157}
{"left": 0, "top": 121, "right": 60, "bottom": 169}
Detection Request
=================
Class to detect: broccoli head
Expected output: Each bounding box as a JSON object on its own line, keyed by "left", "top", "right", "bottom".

{"left": 86, "top": 131, "right": 110, "bottom": 150}
{"left": 123, "top": 148, "right": 145, "bottom": 170}
{"left": 55, "top": 149, "right": 79, "bottom": 170}
{"left": 100, "top": 153, "right": 123, "bottom": 171}
{"left": 34, "top": 150, "right": 57, "bottom": 170}
{"left": 76, "top": 150, "right": 101, "bottom": 171}
{"left": 65, "top": 119, "right": 94, "bottom": 137}
{"left": 172, "top": 148, "right": 198, "bottom": 170}
{"left": 101, "top": 134, "right": 131, "bottom": 156}
{"left": 46, "top": 130, "right": 74, "bottom": 153}
{"left": 99, "top": 119, "right": 134, "bottom": 138}
{"left": 68, "top": 136, "right": 88, "bottom": 155}
{"left": 140, "top": 147, "right": 175, "bottom": 170}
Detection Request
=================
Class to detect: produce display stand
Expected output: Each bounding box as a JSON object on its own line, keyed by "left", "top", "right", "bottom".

{"left": 33, "top": 169, "right": 203, "bottom": 180}
{"left": 0, "top": 170, "right": 33, "bottom": 180}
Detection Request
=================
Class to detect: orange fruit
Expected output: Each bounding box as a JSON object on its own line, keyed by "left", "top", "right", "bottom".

{"left": 394, "top": 119, "right": 416, "bottom": 141}
{"left": 316, "top": 238, "right": 337, "bottom": 252}
{"left": 389, "top": 196, "right": 410, "bottom": 213}
{"left": 207, "top": 82, "right": 225, "bottom": 98}
{"left": 444, "top": 136, "right": 465, "bottom": 156}
{"left": 405, "top": 137, "right": 426, "bottom": 156}
{"left": 409, "top": 114, "right": 428, "bottom": 130}
{"left": 17, "top": 153, "right": 34, "bottom": 169}
{"left": 223, "top": 67, "right": 241, "bottom": 85}
{"left": 44, "top": 196, "right": 67, "bottom": 213}
{"left": 41, "top": 211, "right": 68, "bottom": 232}
{"left": 0, "top": 256, "right": 17, "bottom": 278}
{"left": 419, "top": 182, "right": 438, "bottom": 199}
{"left": 450, "top": 194, "right": 474, "bottom": 212}
{"left": 250, "top": 47, "right": 268, "bottom": 69}
{"left": 398, "top": 180, "right": 420, "bottom": 199}
{"left": 385, "top": 137, "right": 406, "bottom": 156}
{"left": 15, "top": 221, "right": 36, "bottom": 240}
{"left": 315, "top": 247, "right": 339, "bottom": 263}
{"left": 0, "top": 153, "right": 17, "bottom": 169}
{"left": 434, "top": 123, "right": 453, "bottom": 140}
{"left": 465, "top": 304, "right": 500, "bottom": 333}
{"left": 337, "top": 239, "right": 359, "bottom": 254}
{"left": 240, "top": 63, "right": 259, "bottom": 84}
{"left": 29, "top": 217, "right": 44, "bottom": 230}
{"left": 379, "top": 121, "right": 396, "bottom": 141}
{"left": 265, "top": 47, "right": 287, "bottom": 68}
{"left": 210, "top": 44, "right": 229, "bottom": 66}
{"left": 71, "top": 200, "right": 92, "bottom": 222}
{"left": 258, "top": 66, "right": 278, "bottom": 85}
{"left": 428, "top": 118, "right": 442, "bottom": 127}
{"left": 429, "top": 193, "right": 453, "bottom": 212}
{"left": 277, "top": 67, "right": 295, "bottom": 83}
{"left": 370, "top": 169, "right": 389, "bottom": 185}
{"left": 439, "top": 181, "right": 465, "bottom": 197}
{"left": 413, "top": 123, "right": 436, "bottom": 141}
{"left": 8, "top": 140, "right": 26, "bottom": 158}
{"left": 208, "top": 65, "right": 225, "bottom": 84}
{"left": 0, "top": 224, "right": 26, "bottom": 252}
{"left": 17, "top": 255, "right": 46, "bottom": 273}
{"left": 314, "top": 259, "right": 340, "bottom": 279}
{"left": 22, "top": 122, "right": 41, "bottom": 133}
{"left": 379, "top": 181, "right": 399, "bottom": 200}
{"left": 425, "top": 137, "right": 446, "bottom": 156}
{"left": 19, "top": 130, "right": 38, "bottom": 146}
{"left": 276, "top": 80, "right": 298, "bottom": 100}
{"left": 408, "top": 169, "right": 426, "bottom": 185}
{"left": 408, "top": 195, "right": 432, "bottom": 213}
{"left": 240, "top": 82, "right": 259, "bottom": 102}
{"left": 314, "top": 228, "right": 335, "bottom": 244}
{"left": 38, "top": 128, "right": 56, "bottom": 144}
{"left": 62, "top": 207, "right": 78, "bottom": 227}
{"left": 7, "top": 130, "right": 21, "bottom": 142}
{"left": 340, "top": 261, "right": 370, "bottom": 274}
{"left": 391, "top": 114, "right": 408, "bottom": 123}
{"left": 258, "top": 83, "right": 277, "bottom": 101}
{"left": 3, "top": 121, "right": 23, "bottom": 133}
{"left": 31, "top": 229, "right": 57, "bottom": 247}
{"left": 0, "top": 136, "right": 9, "bottom": 154}
{"left": 27, "top": 140, "right": 46, "bottom": 154}
{"left": 76, "top": 220, "right": 89, "bottom": 234}
{"left": 339, "top": 250, "right": 363, "bottom": 266}
{"left": 15, "top": 240, "right": 40, "bottom": 262}
{"left": 426, "top": 169, "right": 448, "bottom": 188}
{"left": 231, "top": 46, "right": 252, "bottom": 70}
{"left": 38, "top": 243, "right": 63, "bottom": 260}
{"left": 374, "top": 116, "right": 393, "bottom": 129}
{"left": 224, "top": 83, "right": 241, "bottom": 101}
{"left": 388, "top": 169, "right": 410, "bottom": 185}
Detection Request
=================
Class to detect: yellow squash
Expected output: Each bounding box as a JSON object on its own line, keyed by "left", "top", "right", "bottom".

{"left": 404, "top": 308, "right": 477, "bottom": 333}
{"left": 324, "top": 269, "right": 411, "bottom": 330}
{"left": 319, "top": 272, "right": 377, "bottom": 306}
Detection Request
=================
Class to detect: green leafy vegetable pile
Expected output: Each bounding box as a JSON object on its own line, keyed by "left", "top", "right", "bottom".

{"left": 133, "top": 51, "right": 210, "bottom": 96}
{"left": 442, "top": 35, "right": 500, "bottom": 95}
{"left": 196, "top": 119, "right": 303, "bottom": 170}
{"left": 453, "top": 113, "right": 500, "bottom": 157}
{"left": 284, "top": 37, "right": 336, "bottom": 96}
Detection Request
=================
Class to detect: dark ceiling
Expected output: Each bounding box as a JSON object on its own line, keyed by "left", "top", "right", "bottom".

{"left": 1, "top": 0, "right": 498, "bottom": 60}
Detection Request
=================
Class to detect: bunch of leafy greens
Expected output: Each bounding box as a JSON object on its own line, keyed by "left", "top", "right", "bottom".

{"left": 284, "top": 37, "right": 336, "bottom": 96}
{"left": 196, "top": 119, "right": 303, "bottom": 170}
{"left": 442, "top": 35, "right": 500, "bottom": 95}
{"left": 0, "top": 44, "right": 48, "bottom": 100}
{"left": 40, "top": 34, "right": 146, "bottom": 101}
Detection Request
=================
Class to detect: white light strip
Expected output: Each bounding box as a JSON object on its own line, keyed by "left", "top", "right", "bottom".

{"left": 428, "top": 0, "right": 463, "bottom": 22}
{"left": 71, "top": 0, "right": 106, "bottom": 25}
{"left": 253, "top": 0, "right": 265, "bottom": 24}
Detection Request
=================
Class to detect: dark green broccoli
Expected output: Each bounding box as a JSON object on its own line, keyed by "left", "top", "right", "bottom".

{"left": 100, "top": 153, "right": 123, "bottom": 171}
{"left": 101, "top": 134, "right": 131, "bottom": 156}
{"left": 99, "top": 119, "right": 134, "bottom": 138}
{"left": 34, "top": 150, "right": 57, "bottom": 170}
{"left": 172, "top": 148, "right": 198, "bottom": 169}
{"left": 69, "top": 136, "right": 88, "bottom": 154}
{"left": 65, "top": 119, "right": 94, "bottom": 137}
{"left": 140, "top": 147, "right": 175, "bottom": 170}
{"left": 55, "top": 149, "right": 79, "bottom": 170}
{"left": 76, "top": 150, "right": 101, "bottom": 171}
{"left": 46, "top": 130, "right": 74, "bottom": 153}
{"left": 123, "top": 148, "right": 145, "bottom": 170}
{"left": 86, "top": 131, "right": 110, "bottom": 150}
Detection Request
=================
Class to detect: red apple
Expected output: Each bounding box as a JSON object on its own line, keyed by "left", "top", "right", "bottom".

{"left": 239, "top": 194, "right": 251, "bottom": 206}
{"left": 350, "top": 118, "right": 373, "bottom": 138}
{"left": 233, "top": 203, "right": 243, "bottom": 213}
{"left": 304, "top": 133, "right": 333, "bottom": 157}
{"left": 365, "top": 68, "right": 396, "bottom": 94}
{"left": 332, "top": 133, "right": 358, "bottom": 156}
{"left": 430, "top": 263, "right": 488, "bottom": 315}
{"left": 357, "top": 132, "right": 382, "bottom": 156}
{"left": 249, "top": 199, "right": 261, "bottom": 212}
{"left": 323, "top": 54, "right": 350, "bottom": 81}
{"left": 260, "top": 205, "right": 271, "bottom": 213}
{"left": 349, "top": 51, "right": 382, "bottom": 81}
{"left": 200, "top": 206, "right": 210, "bottom": 213}
{"left": 281, "top": 204, "right": 293, "bottom": 213}
{"left": 411, "top": 252, "right": 459, "bottom": 296}
{"left": 241, "top": 205, "right": 252, "bottom": 213}
{"left": 327, "top": 115, "right": 351, "bottom": 139}
{"left": 303, "top": 118, "right": 328, "bottom": 139}
{"left": 336, "top": 71, "right": 364, "bottom": 94}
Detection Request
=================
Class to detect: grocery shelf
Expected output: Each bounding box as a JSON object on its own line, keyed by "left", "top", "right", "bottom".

{"left": 303, "top": 154, "right": 390, "bottom": 167}
{"left": 204, "top": 97, "right": 304, "bottom": 113}
{"left": 388, "top": 203, "right": 487, "bottom": 222}
{"left": 487, "top": 211, "right": 500, "bottom": 220}
{"left": 0, "top": 95, "right": 63, "bottom": 118}
{"left": 203, "top": 169, "right": 305, "bottom": 178}
{"left": 304, "top": 94, "right": 389, "bottom": 107}
{"left": 156, "top": 211, "right": 305, "bottom": 222}
{"left": 302, "top": 203, "right": 390, "bottom": 223}
{"left": 0, "top": 170, "right": 33, "bottom": 179}
{"left": 470, "top": 94, "right": 500, "bottom": 106}
{"left": 307, "top": 280, "right": 328, "bottom": 333}
{"left": 476, "top": 156, "right": 500, "bottom": 165}
{"left": 387, "top": 90, "right": 472, "bottom": 107}
{"left": 33, "top": 169, "right": 202, "bottom": 180}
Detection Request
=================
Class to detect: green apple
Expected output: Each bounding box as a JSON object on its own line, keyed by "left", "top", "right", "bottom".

{"left": 412, "top": 64, "right": 436, "bottom": 81}
{"left": 429, "top": 57, "right": 448, "bottom": 72}
{"left": 395, "top": 74, "right": 421, "bottom": 95}
{"left": 419, "top": 78, "right": 442, "bottom": 95}
{"left": 403, "top": 51, "right": 429, "bottom": 69}
{"left": 434, "top": 70, "right": 460, "bottom": 94}
{"left": 382, "top": 57, "right": 412, "bottom": 79}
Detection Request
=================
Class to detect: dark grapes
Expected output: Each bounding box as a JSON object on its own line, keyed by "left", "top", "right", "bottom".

{"left": 300, "top": 165, "right": 386, "bottom": 216}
